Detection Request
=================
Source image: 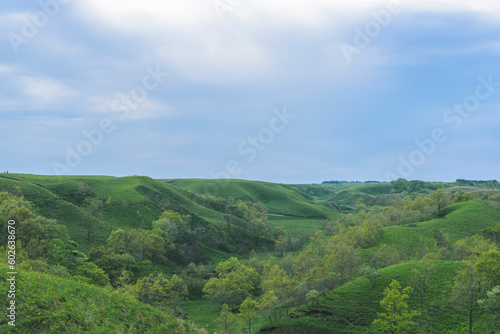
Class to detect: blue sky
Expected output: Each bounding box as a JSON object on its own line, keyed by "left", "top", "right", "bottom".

{"left": 1, "top": 0, "right": 500, "bottom": 183}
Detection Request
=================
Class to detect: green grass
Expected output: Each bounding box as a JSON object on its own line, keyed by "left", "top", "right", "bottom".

{"left": 328, "top": 183, "right": 394, "bottom": 201}
{"left": 374, "top": 200, "right": 500, "bottom": 257}
{"left": 0, "top": 175, "right": 340, "bottom": 255}
{"left": 167, "top": 179, "right": 339, "bottom": 219}
{"left": 0, "top": 174, "right": 248, "bottom": 253}
{"left": 268, "top": 216, "right": 326, "bottom": 239}
{"left": 0, "top": 263, "right": 196, "bottom": 333}
{"left": 186, "top": 297, "right": 270, "bottom": 334}
{"left": 272, "top": 260, "right": 495, "bottom": 333}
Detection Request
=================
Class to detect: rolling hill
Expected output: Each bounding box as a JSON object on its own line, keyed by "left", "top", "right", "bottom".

{"left": 166, "top": 178, "right": 339, "bottom": 219}
{"left": 0, "top": 264, "right": 197, "bottom": 333}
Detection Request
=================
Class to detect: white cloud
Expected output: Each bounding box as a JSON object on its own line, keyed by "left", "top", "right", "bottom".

{"left": 0, "top": 64, "right": 11, "bottom": 73}
{"left": 73, "top": 0, "right": 500, "bottom": 86}
{"left": 78, "top": 0, "right": 500, "bottom": 30}
{"left": 17, "top": 76, "right": 75, "bottom": 102}
{"left": 87, "top": 95, "right": 175, "bottom": 121}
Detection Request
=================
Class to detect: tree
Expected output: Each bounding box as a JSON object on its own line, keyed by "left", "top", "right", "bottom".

{"left": 107, "top": 228, "right": 127, "bottom": 254}
{"left": 239, "top": 297, "right": 258, "bottom": 334}
{"left": 152, "top": 210, "right": 190, "bottom": 243}
{"left": 215, "top": 304, "right": 241, "bottom": 334}
{"left": 449, "top": 263, "right": 486, "bottom": 334}
{"left": 361, "top": 266, "right": 381, "bottom": 288}
{"left": 411, "top": 259, "right": 436, "bottom": 310}
{"left": 306, "top": 289, "right": 320, "bottom": 305}
{"left": 474, "top": 249, "right": 500, "bottom": 287}
{"left": 482, "top": 224, "right": 500, "bottom": 245}
{"left": 166, "top": 274, "right": 189, "bottom": 314}
{"left": 430, "top": 188, "right": 451, "bottom": 216}
{"left": 94, "top": 252, "right": 136, "bottom": 286}
{"left": 372, "top": 280, "right": 420, "bottom": 334}
{"left": 131, "top": 273, "right": 188, "bottom": 312}
{"left": 325, "top": 242, "right": 360, "bottom": 286}
{"left": 391, "top": 178, "right": 409, "bottom": 193}
{"left": 260, "top": 263, "right": 291, "bottom": 316}
{"left": 411, "top": 194, "right": 431, "bottom": 216}
{"left": 74, "top": 262, "right": 110, "bottom": 287}
{"left": 259, "top": 290, "right": 279, "bottom": 323}
{"left": 478, "top": 285, "right": 500, "bottom": 329}
{"left": 203, "top": 257, "right": 258, "bottom": 310}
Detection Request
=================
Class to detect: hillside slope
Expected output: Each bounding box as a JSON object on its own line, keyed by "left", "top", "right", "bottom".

{"left": 167, "top": 178, "right": 338, "bottom": 219}
{"left": 370, "top": 200, "right": 500, "bottom": 258}
{"left": 0, "top": 174, "right": 250, "bottom": 252}
{"left": 271, "top": 260, "right": 494, "bottom": 334}
{"left": 0, "top": 264, "right": 197, "bottom": 333}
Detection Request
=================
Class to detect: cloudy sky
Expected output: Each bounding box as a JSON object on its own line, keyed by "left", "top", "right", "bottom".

{"left": 1, "top": 0, "right": 499, "bottom": 183}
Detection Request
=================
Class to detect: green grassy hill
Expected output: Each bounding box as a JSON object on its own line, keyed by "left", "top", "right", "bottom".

{"left": 365, "top": 200, "right": 500, "bottom": 259}
{"left": 0, "top": 264, "right": 197, "bottom": 333}
{"left": 271, "top": 260, "right": 494, "bottom": 334}
{"left": 0, "top": 174, "right": 340, "bottom": 257}
{"left": 167, "top": 179, "right": 338, "bottom": 219}
{"left": 0, "top": 174, "right": 250, "bottom": 252}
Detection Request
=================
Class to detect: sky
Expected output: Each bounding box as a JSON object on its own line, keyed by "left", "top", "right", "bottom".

{"left": 1, "top": 0, "right": 500, "bottom": 184}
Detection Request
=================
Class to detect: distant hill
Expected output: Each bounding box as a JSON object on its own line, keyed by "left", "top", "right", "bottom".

{"left": 0, "top": 174, "right": 256, "bottom": 252}
{"left": 166, "top": 178, "right": 339, "bottom": 219}
{"left": 374, "top": 200, "right": 500, "bottom": 255}
{"left": 0, "top": 174, "right": 340, "bottom": 256}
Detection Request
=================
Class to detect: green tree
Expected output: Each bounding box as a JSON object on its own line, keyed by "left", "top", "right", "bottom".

{"left": 411, "top": 194, "right": 431, "bottom": 216}
{"left": 478, "top": 285, "right": 500, "bottom": 329}
{"left": 152, "top": 210, "right": 190, "bottom": 243}
{"left": 474, "top": 249, "right": 500, "bottom": 287}
{"left": 449, "top": 263, "right": 486, "bottom": 334}
{"left": 391, "top": 178, "right": 409, "bottom": 193}
{"left": 306, "top": 289, "right": 320, "bottom": 306}
{"left": 203, "top": 257, "right": 258, "bottom": 310}
{"left": 482, "top": 224, "right": 500, "bottom": 245}
{"left": 325, "top": 242, "right": 360, "bottom": 286}
{"left": 132, "top": 273, "right": 188, "bottom": 312}
{"left": 259, "top": 290, "right": 279, "bottom": 323}
{"left": 261, "top": 263, "right": 291, "bottom": 315}
{"left": 411, "top": 259, "right": 437, "bottom": 310}
{"left": 360, "top": 265, "right": 381, "bottom": 288}
{"left": 74, "top": 262, "right": 110, "bottom": 287}
{"left": 239, "top": 297, "right": 258, "bottom": 334}
{"left": 430, "top": 188, "right": 451, "bottom": 216}
{"left": 215, "top": 304, "right": 241, "bottom": 334}
{"left": 94, "top": 252, "right": 136, "bottom": 286}
{"left": 107, "top": 228, "right": 127, "bottom": 254}
{"left": 166, "top": 274, "right": 189, "bottom": 314}
{"left": 372, "top": 280, "right": 420, "bottom": 334}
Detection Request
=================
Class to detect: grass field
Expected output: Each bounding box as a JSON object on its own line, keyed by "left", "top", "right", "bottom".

{"left": 374, "top": 200, "right": 500, "bottom": 257}
{"left": 0, "top": 174, "right": 339, "bottom": 258}
{"left": 0, "top": 263, "right": 195, "bottom": 333}
{"left": 271, "top": 260, "right": 495, "bottom": 333}
{"left": 0, "top": 174, "right": 245, "bottom": 252}
{"left": 267, "top": 215, "right": 327, "bottom": 239}
{"left": 167, "top": 179, "right": 339, "bottom": 219}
